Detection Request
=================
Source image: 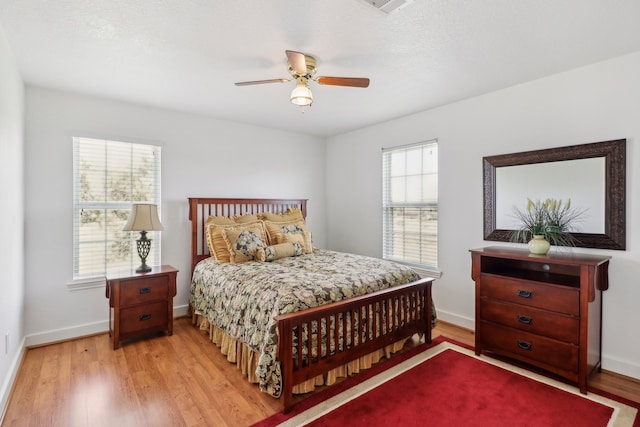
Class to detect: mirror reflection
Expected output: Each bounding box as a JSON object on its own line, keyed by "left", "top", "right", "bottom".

{"left": 495, "top": 158, "right": 605, "bottom": 233}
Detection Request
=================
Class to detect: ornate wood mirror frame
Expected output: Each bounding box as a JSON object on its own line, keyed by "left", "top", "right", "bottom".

{"left": 483, "top": 139, "right": 626, "bottom": 250}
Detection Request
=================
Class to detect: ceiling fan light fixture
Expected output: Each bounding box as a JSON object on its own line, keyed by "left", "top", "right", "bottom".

{"left": 290, "top": 81, "right": 313, "bottom": 107}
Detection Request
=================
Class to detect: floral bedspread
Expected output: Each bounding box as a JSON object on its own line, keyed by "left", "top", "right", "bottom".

{"left": 189, "top": 248, "right": 422, "bottom": 397}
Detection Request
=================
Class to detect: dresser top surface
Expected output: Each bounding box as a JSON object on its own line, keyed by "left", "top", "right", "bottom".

{"left": 470, "top": 246, "right": 611, "bottom": 266}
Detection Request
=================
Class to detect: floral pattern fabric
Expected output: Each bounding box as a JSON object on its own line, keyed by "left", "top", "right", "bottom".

{"left": 189, "top": 248, "right": 423, "bottom": 397}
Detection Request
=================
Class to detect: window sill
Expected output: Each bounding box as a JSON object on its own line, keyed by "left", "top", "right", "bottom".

{"left": 385, "top": 259, "right": 442, "bottom": 279}
{"left": 411, "top": 266, "right": 442, "bottom": 280}
{"left": 67, "top": 276, "right": 106, "bottom": 291}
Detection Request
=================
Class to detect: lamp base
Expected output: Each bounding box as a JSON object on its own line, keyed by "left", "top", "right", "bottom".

{"left": 135, "top": 231, "right": 153, "bottom": 273}
{"left": 135, "top": 263, "right": 152, "bottom": 273}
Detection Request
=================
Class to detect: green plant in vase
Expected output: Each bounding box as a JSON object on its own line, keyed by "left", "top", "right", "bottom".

{"left": 511, "top": 198, "right": 585, "bottom": 253}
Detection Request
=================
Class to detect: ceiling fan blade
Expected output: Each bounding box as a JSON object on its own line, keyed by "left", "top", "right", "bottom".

{"left": 285, "top": 50, "right": 307, "bottom": 76}
{"left": 316, "top": 76, "right": 370, "bottom": 88}
{"left": 234, "top": 78, "right": 290, "bottom": 86}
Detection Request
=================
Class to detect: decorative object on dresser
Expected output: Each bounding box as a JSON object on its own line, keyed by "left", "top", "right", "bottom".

{"left": 470, "top": 247, "right": 610, "bottom": 394}
{"left": 123, "top": 203, "right": 164, "bottom": 273}
{"left": 510, "top": 198, "right": 585, "bottom": 255}
{"left": 106, "top": 265, "right": 178, "bottom": 349}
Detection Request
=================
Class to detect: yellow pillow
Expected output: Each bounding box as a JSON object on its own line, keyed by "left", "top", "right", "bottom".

{"left": 258, "top": 208, "right": 304, "bottom": 223}
{"left": 275, "top": 233, "right": 313, "bottom": 254}
{"left": 207, "top": 221, "right": 267, "bottom": 263}
{"left": 205, "top": 214, "right": 260, "bottom": 259}
{"left": 232, "top": 213, "right": 259, "bottom": 223}
{"left": 255, "top": 242, "right": 303, "bottom": 262}
{"left": 264, "top": 219, "right": 313, "bottom": 253}
{"left": 205, "top": 215, "right": 236, "bottom": 226}
{"left": 222, "top": 224, "right": 267, "bottom": 263}
{"left": 263, "top": 219, "right": 300, "bottom": 245}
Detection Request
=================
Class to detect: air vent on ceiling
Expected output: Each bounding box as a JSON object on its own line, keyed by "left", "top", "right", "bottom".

{"left": 361, "top": 0, "right": 414, "bottom": 14}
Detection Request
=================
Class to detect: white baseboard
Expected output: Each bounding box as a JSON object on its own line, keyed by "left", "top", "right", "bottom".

{"left": 25, "top": 320, "right": 110, "bottom": 348}
{"left": 435, "top": 308, "right": 475, "bottom": 331}
{"left": 0, "top": 336, "right": 26, "bottom": 425}
{"left": 174, "top": 304, "right": 189, "bottom": 318}
{"left": 602, "top": 353, "right": 640, "bottom": 381}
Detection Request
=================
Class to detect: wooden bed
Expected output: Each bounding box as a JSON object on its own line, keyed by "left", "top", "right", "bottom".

{"left": 188, "top": 197, "right": 434, "bottom": 413}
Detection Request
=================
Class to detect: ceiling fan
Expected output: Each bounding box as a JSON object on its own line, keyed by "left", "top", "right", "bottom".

{"left": 234, "top": 50, "right": 370, "bottom": 107}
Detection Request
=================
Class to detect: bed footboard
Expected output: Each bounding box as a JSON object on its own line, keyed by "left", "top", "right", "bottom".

{"left": 275, "top": 277, "right": 433, "bottom": 413}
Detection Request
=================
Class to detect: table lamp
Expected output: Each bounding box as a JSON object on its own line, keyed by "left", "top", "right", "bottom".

{"left": 123, "top": 203, "right": 164, "bottom": 272}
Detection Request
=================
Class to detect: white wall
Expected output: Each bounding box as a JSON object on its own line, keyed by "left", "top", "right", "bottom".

{"left": 24, "top": 87, "right": 326, "bottom": 344}
{"left": 0, "top": 25, "right": 25, "bottom": 419}
{"left": 326, "top": 51, "right": 640, "bottom": 380}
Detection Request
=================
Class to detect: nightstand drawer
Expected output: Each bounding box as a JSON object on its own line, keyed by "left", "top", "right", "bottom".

{"left": 120, "top": 276, "right": 169, "bottom": 306}
{"left": 480, "top": 298, "right": 579, "bottom": 343}
{"left": 480, "top": 273, "right": 579, "bottom": 315}
{"left": 119, "top": 301, "right": 168, "bottom": 335}
{"left": 480, "top": 321, "right": 579, "bottom": 373}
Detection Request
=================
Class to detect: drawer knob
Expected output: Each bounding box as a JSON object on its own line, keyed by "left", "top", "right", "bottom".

{"left": 517, "top": 340, "right": 533, "bottom": 351}
{"left": 139, "top": 287, "right": 151, "bottom": 294}
{"left": 517, "top": 315, "right": 533, "bottom": 325}
{"left": 139, "top": 313, "right": 152, "bottom": 321}
{"left": 517, "top": 289, "right": 532, "bottom": 298}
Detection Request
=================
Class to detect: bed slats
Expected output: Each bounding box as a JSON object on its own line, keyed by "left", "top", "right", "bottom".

{"left": 275, "top": 278, "right": 433, "bottom": 413}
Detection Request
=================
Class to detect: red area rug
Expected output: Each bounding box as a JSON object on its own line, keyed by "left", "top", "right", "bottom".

{"left": 253, "top": 337, "right": 639, "bottom": 427}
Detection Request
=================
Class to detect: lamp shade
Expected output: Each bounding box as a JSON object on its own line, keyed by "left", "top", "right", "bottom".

{"left": 123, "top": 203, "right": 164, "bottom": 232}
{"left": 290, "top": 82, "right": 313, "bottom": 106}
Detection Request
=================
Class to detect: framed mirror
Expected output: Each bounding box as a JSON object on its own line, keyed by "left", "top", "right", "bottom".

{"left": 483, "top": 139, "right": 626, "bottom": 250}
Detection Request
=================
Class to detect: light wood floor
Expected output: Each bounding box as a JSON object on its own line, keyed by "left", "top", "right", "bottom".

{"left": 2, "top": 318, "right": 638, "bottom": 427}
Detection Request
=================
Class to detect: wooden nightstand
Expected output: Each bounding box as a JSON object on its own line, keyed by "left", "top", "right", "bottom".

{"left": 106, "top": 265, "right": 178, "bottom": 349}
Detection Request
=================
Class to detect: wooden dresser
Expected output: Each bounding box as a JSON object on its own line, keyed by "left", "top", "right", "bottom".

{"left": 106, "top": 265, "right": 178, "bottom": 349}
{"left": 470, "top": 247, "right": 610, "bottom": 393}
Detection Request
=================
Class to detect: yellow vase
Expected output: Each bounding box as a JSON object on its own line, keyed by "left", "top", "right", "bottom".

{"left": 528, "top": 235, "right": 550, "bottom": 255}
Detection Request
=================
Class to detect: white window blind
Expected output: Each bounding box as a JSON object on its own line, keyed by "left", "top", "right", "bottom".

{"left": 72, "top": 137, "right": 162, "bottom": 279}
{"left": 382, "top": 140, "right": 438, "bottom": 269}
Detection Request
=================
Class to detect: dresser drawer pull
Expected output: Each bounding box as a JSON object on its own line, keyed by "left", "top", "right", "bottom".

{"left": 517, "top": 340, "right": 533, "bottom": 351}
{"left": 139, "top": 287, "right": 151, "bottom": 294}
{"left": 139, "top": 313, "right": 152, "bottom": 321}
{"left": 517, "top": 315, "right": 533, "bottom": 325}
{"left": 517, "top": 289, "right": 532, "bottom": 298}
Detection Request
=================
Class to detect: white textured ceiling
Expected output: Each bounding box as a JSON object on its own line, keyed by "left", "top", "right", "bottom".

{"left": 2, "top": 0, "right": 640, "bottom": 137}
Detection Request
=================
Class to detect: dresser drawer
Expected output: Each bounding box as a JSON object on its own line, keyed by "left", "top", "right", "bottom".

{"left": 480, "top": 273, "right": 579, "bottom": 316}
{"left": 480, "top": 298, "right": 579, "bottom": 343}
{"left": 119, "top": 276, "right": 169, "bottom": 306}
{"left": 119, "top": 301, "right": 168, "bottom": 335}
{"left": 480, "top": 321, "right": 579, "bottom": 373}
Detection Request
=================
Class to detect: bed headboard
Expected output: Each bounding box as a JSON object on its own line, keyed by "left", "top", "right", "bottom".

{"left": 187, "top": 197, "right": 308, "bottom": 277}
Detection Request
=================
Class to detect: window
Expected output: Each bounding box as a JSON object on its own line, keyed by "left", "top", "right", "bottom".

{"left": 382, "top": 140, "right": 438, "bottom": 270}
{"left": 72, "top": 137, "right": 162, "bottom": 280}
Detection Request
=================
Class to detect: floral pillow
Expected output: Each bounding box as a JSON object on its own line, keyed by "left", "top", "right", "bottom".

{"left": 205, "top": 215, "right": 261, "bottom": 262}
{"left": 255, "top": 242, "right": 303, "bottom": 262}
{"left": 263, "top": 219, "right": 313, "bottom": 253}
{"left": 222, "top": 227, "right": 267, "bottom": 263}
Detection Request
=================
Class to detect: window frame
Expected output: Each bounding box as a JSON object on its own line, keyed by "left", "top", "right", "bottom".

{"left": 70, "top": 137, "right": 162, "bottom": 289}
{"left": 382, "top": 139, "right": 440, "bottom": 278}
